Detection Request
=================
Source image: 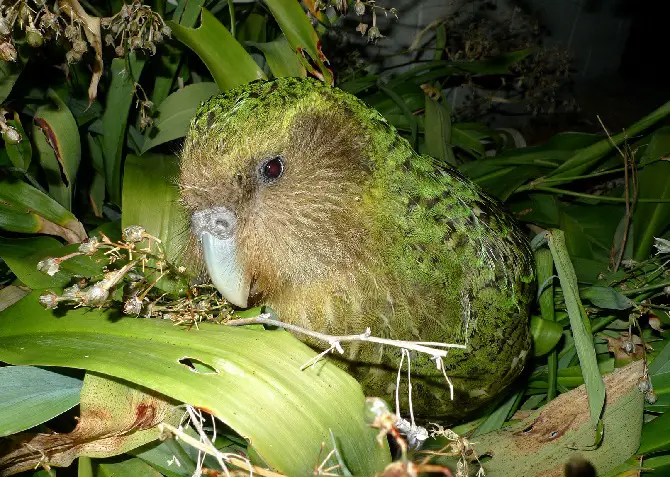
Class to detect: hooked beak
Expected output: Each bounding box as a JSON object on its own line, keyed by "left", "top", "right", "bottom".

{"left": 192, "top": 207, "right": 250, "bottom": 308}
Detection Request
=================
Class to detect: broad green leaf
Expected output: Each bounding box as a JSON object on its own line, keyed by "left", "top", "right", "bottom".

{"left": 547, "top": 229, "right": 605, "bottom": 426}
{"left": 0, "top": 59, "right": 24, "bottom": 103}
{"left": 530, "top": 316, "right": 563, "bottom": 356}
{"left": 0, "top": 372, "right": 180, "bottom": 475}
{"left": 175, "top": 0, "right": 205, "bottom": 28}
{"left": 169, "top": 9, "right": 266, "bottom": 91}
{"left": 4, "top": 112, "right": 31, "bottom": 170}
{"left": 0, "top": 294, "right": 391, "bottom": 476}
{"left": 87, "top": 133, "right": 106, "bottom": 217}
{"left": 0, "top": 178, "right": 86, "bottom": 242}
{"left": 122, "top": 154, "right": 188, "bottom": 266}
{"left": 424, "top": 94, "right": 456, "bottom": 166}
{"left": 581, "top": 286, "right": 634, "bottom": 310}
{"left": 451, "top": 124, "right": 486, "bottom": 156}
{"left": 472, "top": 390, "right": 522, "bottom": 437}
{"left": 547, "top": 101, "right": 670, "bottom": 181}
{"left": 264, "top": 0, "right": 333, "bottom": 84}
{"left": 94, "top": 456, "right": 163, "bottom": 477}
{"left": 102, "top": 54, "right": 146, "bottom": 205}
{"left": 132, "top": 439, "right": 196, "bottom": 477}
{"left": 32, "top": 90, "right": 82, "bottom": 210}
{"left": 632, "top": 129, "right": 670, "bottom": 261}
{"left": 254, "top": 35, "right": 307, "bottom": 78}
{"left": 451, "top": 49, "right": 532, "bottom": 75}
{"left": 0, "top": 236, "right": 72, "bottom": 289}
{"left": 638, "top": 412, "right": 670, "bottom": 454}
{"left": 141, "top": 82, "right": 220, "bottom": 153}
{"left": 0, "top": 366, "right": 82, "bottom": 436}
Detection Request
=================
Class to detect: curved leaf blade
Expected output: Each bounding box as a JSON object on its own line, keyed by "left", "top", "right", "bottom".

{"left": 0, "top": 366, "right": 82, "bottom": 436}
{"left": 33, "top": 90, "right": 82, "bottom": 210}
{"left": 263, "top": 0, "right": 333, "bottom": 83}
{"left": 169, "top": 9, "right": 266, "bottom": 91}
{"left": 141, "top": 83, "right": 220, "bottom": 153}
{"left": 0, "top": 294, "right": 390, "bottom": 475}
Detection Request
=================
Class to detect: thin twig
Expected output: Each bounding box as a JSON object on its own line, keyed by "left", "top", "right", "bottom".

{"left": 226, "top": 314, "right": 467, "bottom": 359}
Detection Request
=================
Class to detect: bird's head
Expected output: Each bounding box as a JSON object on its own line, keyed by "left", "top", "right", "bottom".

{"left": 179, "top": 78, "right": 386, "bottom": 308}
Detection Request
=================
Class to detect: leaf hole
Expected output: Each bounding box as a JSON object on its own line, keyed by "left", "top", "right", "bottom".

{"left": 179, "top": 357, "right": 218, "bottom": 374}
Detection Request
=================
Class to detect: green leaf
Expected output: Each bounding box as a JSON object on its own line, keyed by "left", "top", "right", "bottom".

{"left": 102, "top": 54, "right": 146, "bottom": 205}
{"left": 93, "top": 456, "right": 163, "bottom": 477}
{"left": 638, "top": 412, "right": 670, "bottom": 454}
{"left": 4, "top": 112, "right": 31, "bottom": 170}
{"left": 263, "top": 0, "right": 333, "bottom": 84}
{"left": 472, "top": 390, "right": 522, "bottom": 437}
{"left": 632, "top": 129, "right": 670, "bottom": 261}
{"left": 0, "top": 294, "right": 391, "bottom": 475}
{"left": 32, "top": 90, "right": 82, "bottom": 210}
{"left": 581, "top": 286, "right": 634, "bottom": 310}
{"left": 253, "top": 35, "right": 307, "bottom": 78}
{"left": 169, "top": 9, "right": 266, "bottom": 92}
{"left": 547, "top": 229, "right": 605, "bottom": 426}
{"left": 547, "top": 101, "right": 670, "bottom": 181}
{"left": 122, "top": 154, "right": 188, "bottom": 267}
{"left": 0, "top": 236, "right": 72, "bottom": 289}
{"left": 530, "top": 316, "right": 563, "bottom": 356}
{"left": 0, "top": 366, "right": 82, "bottom": 436}
{"left": 424, "top": 94, "right": 456, "bottom": 166}
{"left": 0, "top": 59, "right": 24, "bottom": 103}
{"left": 142, "top": 82, "right": 220, "bottom": 153}
{"left": 0, "top": 178, "right": 86, "bottom": 242}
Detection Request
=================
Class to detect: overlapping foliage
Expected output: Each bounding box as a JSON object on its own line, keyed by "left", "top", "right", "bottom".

{"left": 0, "top": 0, "right": 669, "bottom": 476}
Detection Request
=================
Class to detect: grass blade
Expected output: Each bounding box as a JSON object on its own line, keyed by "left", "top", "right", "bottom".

{"left": 169, "top": 9, "right": 266, "bottom": 91}
{"left": 546, "top": 229, "right": 605, "bottom": 426}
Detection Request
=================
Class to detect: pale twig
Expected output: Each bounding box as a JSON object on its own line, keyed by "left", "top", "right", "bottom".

{"left": 226, "top": 314, "right": 467, "bottom": 360}
{"left": 160, "top": 407, "right": 283, "bottom": 477}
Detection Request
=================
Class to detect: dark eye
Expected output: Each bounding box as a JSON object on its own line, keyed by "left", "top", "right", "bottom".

{"left": 259, "top": 156, "right": 284, "bottom": 184}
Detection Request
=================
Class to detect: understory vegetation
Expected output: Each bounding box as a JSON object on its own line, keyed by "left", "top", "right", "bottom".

{"left": 0, "top": 0, "right": 669, "bottom": 476}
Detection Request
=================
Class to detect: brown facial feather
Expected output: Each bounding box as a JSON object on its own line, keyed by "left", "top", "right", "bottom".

{"left": 180, "top": 103, "right": 374, "bottom": 299}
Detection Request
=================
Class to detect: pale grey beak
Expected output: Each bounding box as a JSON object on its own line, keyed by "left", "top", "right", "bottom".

{"left": 191, "top": 207, "right": 250, "bottom": 308}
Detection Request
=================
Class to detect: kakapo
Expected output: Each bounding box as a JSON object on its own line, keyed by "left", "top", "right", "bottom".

{"left": 179, "top": 77, "right": 535, "bottom": 420}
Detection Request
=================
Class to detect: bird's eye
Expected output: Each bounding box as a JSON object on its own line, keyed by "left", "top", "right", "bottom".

{"left": 259, "top": 156, "right": 284, "bottom": 184}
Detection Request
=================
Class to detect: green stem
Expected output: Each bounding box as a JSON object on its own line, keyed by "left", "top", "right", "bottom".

{"left": 227, "top": 0, "right": 236, "bottom": 37}
{"left": 621, "top": 280, "right": 670, "bottom": 296}
{"left": 524, "top": 187, "right": 670, "bottom": 203}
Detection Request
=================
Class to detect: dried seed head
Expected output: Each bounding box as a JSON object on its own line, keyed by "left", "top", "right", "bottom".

{"left": 84, "top": 283, "right": 109, "bottom": 305}
{"left": 2, "top": 126, "right": 21, "bottom": 145}
{"left": 367, "top": 26, "right": 383, "bottom": 42}
{"left": 645, "top": 390, "right": 658, "bottom": 405}
{"left": 123, "top": 225, "right": 145, "bottom": 243}
{"left": 356, "top": 22, "right": 368, "bottom": 35}
{"left": 637, "top": 380, "right": 651, "bottom": 393}
{"left": 160, "top": 25, "right": 171, "bottom": 37}
{"left": 100, "top": 17, "right": 112, "bottom": 28}
{"left": 64, "top": 24, "right": 78, "bottom": 40}
{"left": 363, "top": 397, "right": 391, "bottom": 424}
{"left": 78, "top": 237, "right": 100, "bottom": 255}
{"left": 114, "top": 45, "right": 125, "bottom": 57}
{"left": 622, "top": 340, "right": 635, "bottom": 354}
{"left": 123, "top": 296, "right": 143, "bottom": 315}
{"left": 73, "top": 39, "right": 88, "bottom": 54}
{"left": 354, "top": 1, "right": 365, "bottom": 16}
{"left": 39, "top": 292, "right": 59, "bottom": 309}
{"left": 0, "top": 42, "right": 17, "bottom": 62}
{"left": 37, "top": 258, "right": 60, "bottom": 276}
{"left": 0, "top": 17, "right": 11, "bottom": 36}
{"left": 104, "top": 33, "right": 114, "bottom": 46}
{"left": 63, "top": 284, "right": 81, "bottom": 300}
{"left": 26, "top": 27, "right": 44, "bottom": 47}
